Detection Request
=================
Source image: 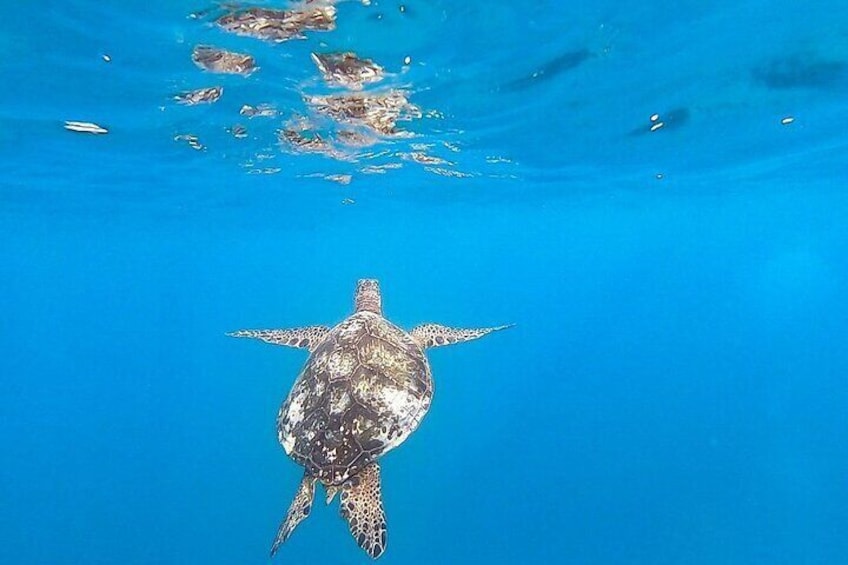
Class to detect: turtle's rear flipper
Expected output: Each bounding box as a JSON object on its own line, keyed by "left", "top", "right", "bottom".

{"left": 340, "top": 462, "right": 387, "bottom": 559}
{"left": 410, "top": 323, "right": 513, "bottom": 349}
{"left": 270, "top": 473, "right": 316, "bottom": 557}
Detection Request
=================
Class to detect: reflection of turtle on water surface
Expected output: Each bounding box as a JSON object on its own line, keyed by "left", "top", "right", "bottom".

{"left": 230, "top": 279, "right": 511, "bottom": 559}
{"left": 192, "top": 45, "right": 256, "bottom": 75}
{"left": 215, "top": 5, "right": 337, "bottom": 42}
{"left": 174, "top": 86, "right": 223, "bottom": 105}
{"left": 311, "top": 52, "right": 384, "bottom": 90}
{"left": 307, "top": 91, "right": 421, "bottom": 136}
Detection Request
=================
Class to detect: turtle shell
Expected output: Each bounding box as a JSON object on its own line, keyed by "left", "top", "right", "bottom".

{"left": 277, "top": 312, "right": 433, "bottom": 485}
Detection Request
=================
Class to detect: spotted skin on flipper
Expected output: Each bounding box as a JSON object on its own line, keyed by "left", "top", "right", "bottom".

{"left": 409, "top": 323, "right": 514, "bottom": 349}
{"left": 340, "top": 462, "right": 387, "bottom": 559}
{"left": 270, "top": 473, "right": 315, "bottom": 556}
{"left": 228, "top": 326, "right": 330, "bottom": 352}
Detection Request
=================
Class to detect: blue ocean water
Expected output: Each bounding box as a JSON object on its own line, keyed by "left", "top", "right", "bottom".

{"left": 2, "top": 0, "right": 847, "bottom": 563}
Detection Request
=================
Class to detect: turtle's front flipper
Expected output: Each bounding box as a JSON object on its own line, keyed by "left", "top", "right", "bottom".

{"left": 339, "top": 462, "right": 387, "bottom": 559}
{"left": 270, "top": 473, "right": 316, "bottom": 557}
{"left": 228, "top": 326, "right": 330, "bottom": 352}
{"left": 410, "top": 323, "right": 513, "bottom": 349}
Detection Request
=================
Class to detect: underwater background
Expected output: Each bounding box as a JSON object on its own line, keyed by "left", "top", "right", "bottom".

{"left": 2, "top": 0, "right": 847, "bottom": 563}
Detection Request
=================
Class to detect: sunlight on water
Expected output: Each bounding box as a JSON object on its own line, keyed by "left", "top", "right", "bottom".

{"left": 157, "top": 0, "right": 520, "bottom": 189}
{"left": 1, "top": 0, "right": 845, "bottom": 207}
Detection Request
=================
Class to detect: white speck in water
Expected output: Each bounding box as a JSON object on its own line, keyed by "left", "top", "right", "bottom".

{"left": 403, "top": 56, "right": 411, "bottom": 65}
{"left": 650, "top": 113, "right": 660, "bottom": 122}
{"left": 102, "top": 54, "right": 111, "bottom": 63}
{"left": 649, "top": 121, "right": 664, "bottom": 132}
{"left": 781, "top": 116, "right": 795, "bottom": 125}
{"left": 64, "top": 121, "right": 108, "bottom": 134}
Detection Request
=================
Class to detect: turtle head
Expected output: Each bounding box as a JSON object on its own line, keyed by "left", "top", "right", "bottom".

{"left": 354, "top": 278, "right": 382, "bottom": 315}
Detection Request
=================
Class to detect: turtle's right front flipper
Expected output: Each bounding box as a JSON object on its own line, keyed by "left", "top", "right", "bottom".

{"left": 410, "top": 323, "right": 513, "bottom": 349}
{"left": 270, "top": 473, "right": 316, "bottom": 557}
{"left": 228, "top": 326, "right": 330, "bottom": 352}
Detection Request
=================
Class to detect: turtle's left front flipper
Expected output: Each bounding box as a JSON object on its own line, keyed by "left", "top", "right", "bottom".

{"left": 227, "top": 326, "right": 330, "bottom": 352}
{"left": 410, "top": 323, "right": 513, "bottom": 349}
{"left": 339, "top": 462, "right": 387, "bottom": 559}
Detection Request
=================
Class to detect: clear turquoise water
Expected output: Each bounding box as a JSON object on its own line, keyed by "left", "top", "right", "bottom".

{"left": 2, "top": 1, "right": 847, "bottom": 563}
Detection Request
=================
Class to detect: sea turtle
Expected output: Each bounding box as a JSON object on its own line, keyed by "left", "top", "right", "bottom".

{"left": 229, "top": 279, "right": 510, "bottom": 559}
